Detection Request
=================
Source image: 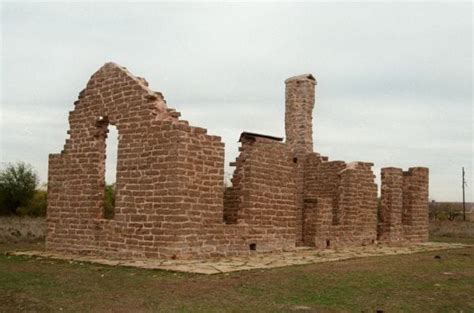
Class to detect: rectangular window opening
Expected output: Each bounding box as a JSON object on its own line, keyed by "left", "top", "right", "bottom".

{"left": 103, "top": 124, "right": 118, "bottom": 219}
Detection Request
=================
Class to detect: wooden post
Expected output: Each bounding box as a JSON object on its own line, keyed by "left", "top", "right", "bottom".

{"left": 462, "top": 167, "right": 466, "bottom": 221}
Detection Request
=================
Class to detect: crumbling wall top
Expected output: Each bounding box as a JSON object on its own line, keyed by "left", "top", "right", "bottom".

{"left": 284, "top": 74, "right": 317, "bottom": 85}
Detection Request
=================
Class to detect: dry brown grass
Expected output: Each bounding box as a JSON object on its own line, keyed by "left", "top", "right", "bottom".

{"left": 0, "top": 216, "right": 45, "bottom": 243}
{"left": 430, "top": 220, "right": 474, "bottom": 239}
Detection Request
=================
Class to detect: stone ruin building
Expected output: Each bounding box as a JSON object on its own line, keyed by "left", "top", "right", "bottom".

{"left": 47, "top": 63, "right": 429, "bottom": 259}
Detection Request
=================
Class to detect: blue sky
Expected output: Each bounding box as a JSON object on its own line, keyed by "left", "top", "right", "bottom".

{"left": 1, "top": 1, "right": 472, "bottom": 201}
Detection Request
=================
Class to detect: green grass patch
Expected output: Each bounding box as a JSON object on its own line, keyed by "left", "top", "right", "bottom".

{"left": 1, "top": 238, "right": 473, "bottom": 312}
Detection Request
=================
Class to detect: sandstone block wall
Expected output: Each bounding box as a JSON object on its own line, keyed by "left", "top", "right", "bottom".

{"left": 378, "top": 167, "right": 429, "bottom": 243}
{"left": 223, "top": 136, "right": 252, "bottom": 224}
{"left": 236, "top": 137, "right": 297, "bottom": 231}
{"left": 47, "top": 63, "right": 429, "bottom": 260}
{"left": 48, "top": 63, "right": 226, "bottom": 258}
{"left": 304, "top": 155, "right": 346, "bottom": 223}
{"left": 303, "top": 156, "right": 378, "bottom": 248}
{"left": 223, "top": 134, "right": 298, "bottom": 249}
{"left": 48, "top": 64, "right": 297, "bottom": 259}
{"left": 303, "top": 198, "right": 332, "bottom": 248}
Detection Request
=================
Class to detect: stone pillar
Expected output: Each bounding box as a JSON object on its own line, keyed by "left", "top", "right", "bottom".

{"left": 378, "top": 167, "right": 429, "bottom": 243}
{"left": 402, "top": 167, "right": 429, "bottom": 242}
{"left": 285, "top": 74, "right": 316, "bottom": 246}
{"left": 378, "top": 167, "right": 404, "bottom": 242}
{"left": 284, "top": 74, "right": 316, "bottom": 154}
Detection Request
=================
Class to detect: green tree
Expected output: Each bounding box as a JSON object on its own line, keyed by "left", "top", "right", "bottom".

{"left": 0, "top": 162, "right": 39, "bottom": 215}
{"left": 104, "top": 183, "right": 115, "bottom": 219}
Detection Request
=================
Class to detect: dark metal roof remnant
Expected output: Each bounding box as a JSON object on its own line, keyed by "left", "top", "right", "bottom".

{"left": 238, "top": 131, "right": 283, "bottom": 142}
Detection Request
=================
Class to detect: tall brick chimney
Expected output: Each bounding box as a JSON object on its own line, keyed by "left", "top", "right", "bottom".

{"left": 285, "top": 74, "right": 316, "bottom": 247}
{"left": 285, "top": 74, "right": 316, "bottom": 154}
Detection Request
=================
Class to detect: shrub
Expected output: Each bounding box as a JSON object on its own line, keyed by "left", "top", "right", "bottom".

{"left": 17, "top": 189, "right": 47, "bottom": 217}
{"left": 0, "top": 162, "right": 39, "bottom": 215}
{"left": 104, "top": 183, "right": 115, "bottom": 218}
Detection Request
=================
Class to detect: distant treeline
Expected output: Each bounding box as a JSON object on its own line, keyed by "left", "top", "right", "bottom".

{"left": 1, "top": 161, "right": 471, "bottom": 221}
{"left": 429, "top": 201, "right": 474, "bottom": 221}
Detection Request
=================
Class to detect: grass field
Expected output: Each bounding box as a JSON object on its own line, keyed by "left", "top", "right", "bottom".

{"left": 1, "top": 237, "right": 473, "bottom": 313}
